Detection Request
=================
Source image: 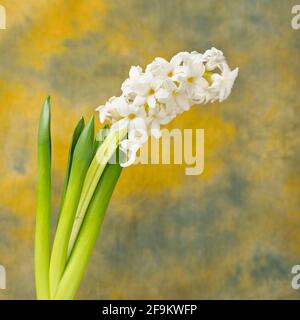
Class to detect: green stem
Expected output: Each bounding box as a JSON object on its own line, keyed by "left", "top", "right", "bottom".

{"left": 67, "top": 128, "right": 127, "bottom": 257}
{"left": 35, "top": 97, "right": 51, "bottom": 300}
{"left": 55, "top": 161, "right": 122, "bottom": 300}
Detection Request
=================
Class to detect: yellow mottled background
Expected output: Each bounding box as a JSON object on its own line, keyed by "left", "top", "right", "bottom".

{"left": 0, "top": 0, "right": 300, "bottom": 299}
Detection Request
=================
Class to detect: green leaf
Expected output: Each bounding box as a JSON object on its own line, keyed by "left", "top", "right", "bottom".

{"left": 35, "top": 96, "right": 52, "bottom": 300}
{"left": 55, "top": 159, "right": 123, "bottom": 300}
{"left": 58, "top": 117, "right": 85, "bottom": 218}
{"left": 49, "top": 116, "right": 94, "bottom": 299}
{"left": 67, "top": 127, "right": 126, "bottom": 257}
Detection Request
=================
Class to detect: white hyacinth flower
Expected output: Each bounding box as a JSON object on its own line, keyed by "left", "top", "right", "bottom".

{"left": 145, "top": 56, "right": 182, "bottom": 80}
{"left": 210, "top": 64, "right": 239, "bottom": 102}
{"left": 159, "top": 80, "right": 190, "bottom": 114}
{"left": 97, "top": 48, "right": 238, "bottom": 166}
{"left": 148, "top": 103, "right": 176, "bottom": 139}
{"left": 203, "top": 47, "right": 226, "bottom": 71}
{"left": 121, "top": 66, "right": 143, "bottom": 100}
{"left": 110, "top": 102, "right": 148, "bottom": 134}
{"left": 177, "top": 59, "right": 209, "bottom": 102}
{"left": 96, "top": 96, "right": 125, "bottom": 123}
{"left": 132, "top": 73, "right": 169, "bottom": 109}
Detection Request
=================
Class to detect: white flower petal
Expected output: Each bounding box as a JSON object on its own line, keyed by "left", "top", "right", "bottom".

{"left": 147, "top": 95, "right": 156, "bottom": 109}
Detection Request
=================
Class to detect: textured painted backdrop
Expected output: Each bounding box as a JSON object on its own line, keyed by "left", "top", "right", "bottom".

{"left": 0, "top": 0, "right": 300, "bottom": 299}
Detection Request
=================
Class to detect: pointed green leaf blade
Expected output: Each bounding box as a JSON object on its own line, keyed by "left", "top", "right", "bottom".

{"left": 35, "top": 96, "right": 52, "bottom": 300}
{"left": 58, "top": 117, "right": 85, "bottom": 217}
